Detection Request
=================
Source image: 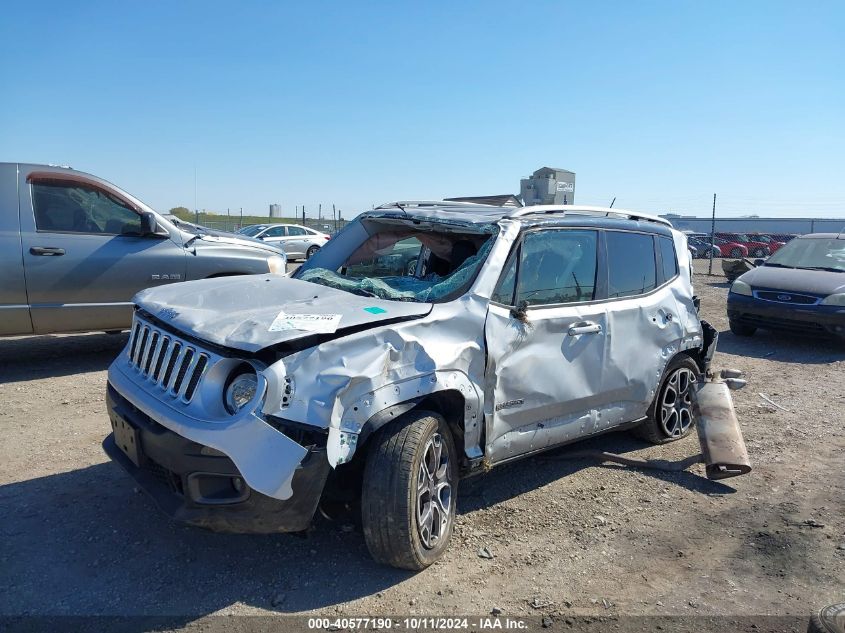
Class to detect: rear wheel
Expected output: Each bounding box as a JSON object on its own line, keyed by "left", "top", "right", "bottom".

{"left": 361, "top": 411, "right": 457, "bottom": 570}
{"left": 752, "top": 247, "right": 766, "bottom": 258}
{"left": 634, "top": 356, "right": 700, "bottom": 444}
{"left": 729, "top": 320, "right": 756, "bottom": 337}
{"left": 306, "top": 245, "right": 320, "bottom": 259}
{"left": 729, "top": 247, "right": 742, "bottom": 258}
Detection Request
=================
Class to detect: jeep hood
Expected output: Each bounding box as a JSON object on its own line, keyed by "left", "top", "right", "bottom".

{"left": 134, "top": 275, "right": 432, "bottom": 353}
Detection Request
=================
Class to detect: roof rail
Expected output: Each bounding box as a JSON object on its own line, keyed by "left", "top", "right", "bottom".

{"left": 374, "top": 200, "right": 498, "bottom": 210}
{"left": 507, "top": 205, "right": 673, "bottom": 227}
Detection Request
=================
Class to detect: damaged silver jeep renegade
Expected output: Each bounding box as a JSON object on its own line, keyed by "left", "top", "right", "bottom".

{"left": 105, "top": 201, "right": 732, "bottom": 570}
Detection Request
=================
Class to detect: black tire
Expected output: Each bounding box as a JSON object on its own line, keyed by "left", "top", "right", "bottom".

{"left": 729, "top": 320, "right": 756, "bottom": 337}
{"left": 730, "top": 247, "right": 742, "bottom": 258}
{"left": 361, "top": 410, "right": 458, "bottom": 570}
{"left": 752, "top": 248, "right": 766, "bottom": 258}
{"left": 306, "top": 245, "right": 320, "bottom": 259}
{"left": 634, "top": 355, "right": 700, "bottom": 444}
{"left": 808, "top": 603, "right": 845, "bottom": 633}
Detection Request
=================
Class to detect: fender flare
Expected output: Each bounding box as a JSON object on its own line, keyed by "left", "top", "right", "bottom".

{"left": 326, "top": 370, "right": 482, "bottom": 467}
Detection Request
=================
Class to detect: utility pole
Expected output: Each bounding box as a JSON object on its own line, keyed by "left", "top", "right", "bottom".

{"left": 302, "top": 205, "right": 306, "bottom": 224}
{"left": 227, "top": 208, "right": 230, "bottom": 231}
{"left": 708, "top": 193, "right": 717, "bottom": 276}
{"left": 318, "top": 203, "right": 322, "bottom": 221}
{"left": 332, "top": 204, "right": 337, "bottom": 233}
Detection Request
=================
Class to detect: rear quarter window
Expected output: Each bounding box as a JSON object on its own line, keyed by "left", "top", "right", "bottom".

{"left": 657, "top": 235, "right": 679, "bottom": 282}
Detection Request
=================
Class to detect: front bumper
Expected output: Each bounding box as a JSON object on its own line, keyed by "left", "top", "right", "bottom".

{"left": 727, "top": 293, "right": 845, "bottom": 337}
{"left": 105, "top": 383, "right": 330, "bottom": 533}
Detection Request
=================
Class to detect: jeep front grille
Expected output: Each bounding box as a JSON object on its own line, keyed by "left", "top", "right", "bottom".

{"left": 127, "top": 318, "right": 210, "bottom": 403}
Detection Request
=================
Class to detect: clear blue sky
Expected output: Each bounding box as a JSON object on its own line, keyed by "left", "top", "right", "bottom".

{"left": 1, "top": 1, "right": 843, "bottom": 219}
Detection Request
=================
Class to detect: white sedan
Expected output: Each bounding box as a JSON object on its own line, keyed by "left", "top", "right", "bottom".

{"left": 238, "top": 223, "right": 330, "bottom": 260}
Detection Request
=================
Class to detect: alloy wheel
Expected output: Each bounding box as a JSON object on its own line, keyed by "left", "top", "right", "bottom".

{"left": 659, "top": 368, "right": 695, "bottom": 437}
{"left": 416, "top": 433, "right": 452, "bottom": 549}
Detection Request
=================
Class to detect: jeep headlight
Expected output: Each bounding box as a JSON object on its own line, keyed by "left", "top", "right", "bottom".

{"left": 820, "top": 293, "right": 845, "bottom": 306}
{"left": 730, "top": 279, "right": 753, "bottom": 296}
{"left": 266, "top": 254, "right": 286, "bottom": 275}
{"left": 224, "top": 370, "right": 258, "bottom": 414}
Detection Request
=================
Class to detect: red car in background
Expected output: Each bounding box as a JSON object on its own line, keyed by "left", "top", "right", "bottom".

{"left": 712, "top": 237, "right": 749, "bottom": 258}
{"left": 688, "top": 233, "right": 750, "bottom": 258}
{"left": 716, "top": 233, "right": 772, "bottom": 258}
{"left": 749, "top": 233, "right": 788, "bottom": 254}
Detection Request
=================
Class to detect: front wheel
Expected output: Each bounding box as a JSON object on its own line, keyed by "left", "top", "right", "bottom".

{"left": 729, "top": 320, "right": 756, "bottom": 337}
{"left": 306, "top": 245, "right": 320, "bottom": 259}
{"left": 361, "top": 411, "right": 457, "bottom": 570}
{"left": 729, "top": 247, "right": 742, "bottom": 258}
{"left": 752, "top": 248, "right": 766, "bottom": 258}
{"left": 634, "top": 356, "right": 700, "bottom": 444}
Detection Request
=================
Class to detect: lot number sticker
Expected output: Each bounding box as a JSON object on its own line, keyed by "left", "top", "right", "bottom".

{"left": 269, "top": 312, "right": 342, "bottom": 333}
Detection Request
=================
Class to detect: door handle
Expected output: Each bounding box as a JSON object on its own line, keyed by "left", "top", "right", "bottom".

{"left": 30, "top": 246, "right": 66, "bottom": 256}
{"left": 568, "top": 322, "right": 602, "bottom": 336}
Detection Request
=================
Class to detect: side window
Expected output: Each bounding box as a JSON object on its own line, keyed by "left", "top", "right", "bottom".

{"left": 606, "top": 231, "right": 657, "bottom": 298}
{"left": 516, "top": 230, "right": 598, "bottom": 306}
{"left": 32, "top": 180, "right": 141, "bottom": 235}
{"left": 263, "top": 226, "right": 286, "bottom": 238}
{"left": 491, "top": 250, "right": 517, "bottom": 305}
{"left": 287, "top": 226, "right": 307, "bottom": 236}
{"left": 657, "top": 236, "right": 679, "bottom": 282}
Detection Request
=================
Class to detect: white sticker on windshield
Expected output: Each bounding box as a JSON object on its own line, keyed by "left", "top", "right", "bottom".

{"left": 269, "top": 312, "right": 342, "bottom": 333}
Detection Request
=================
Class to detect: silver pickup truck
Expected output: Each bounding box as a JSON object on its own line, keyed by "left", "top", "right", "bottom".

{"left": 0, "top": 163, "right": 287, "bottom": 336}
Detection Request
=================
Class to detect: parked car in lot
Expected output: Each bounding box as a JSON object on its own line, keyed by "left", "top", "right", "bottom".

{"left": 688, "top": 236, "right": 721, "bottom": 259}
{"left": 0, "top": 163, "right": 287, "bottom": 337}
{"left": 728, "top": 233, "right": 845, "bottom": 339}
{"left": 716, "top": 232, "right": 771, "bottom": 258}
{"left": 104, "top": 200, "right": 737, "bottom": 570}
{"left": 748, "top": 233, "right": 787, "bottom": 254}
{"left": 238, "top": 223, "right": 330, "bottom": 260}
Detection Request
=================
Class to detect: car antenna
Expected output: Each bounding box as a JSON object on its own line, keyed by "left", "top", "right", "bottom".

{"left": 609, "top": 197, "right": 616, "bottom": 208}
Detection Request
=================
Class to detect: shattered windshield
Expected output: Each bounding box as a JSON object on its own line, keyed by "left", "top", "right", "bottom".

{"left": 294, "top": 217, "right": 498, "bottom": 302}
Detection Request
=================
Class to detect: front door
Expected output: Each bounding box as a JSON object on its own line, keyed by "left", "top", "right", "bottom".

{"left": 19, "top": 171, "right": 187, "bottom": 333}
{"left": 484, "top": 228, "right": 611, "bottom": 463}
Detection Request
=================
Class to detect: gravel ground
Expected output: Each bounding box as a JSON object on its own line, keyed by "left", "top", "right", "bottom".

{"left": 1, "top": 271, "right": 843, "bottom": 629}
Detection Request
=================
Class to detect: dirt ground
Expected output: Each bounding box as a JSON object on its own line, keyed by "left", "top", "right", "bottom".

{"left": 1, "top": 271, "right": 843, "bottom": 630}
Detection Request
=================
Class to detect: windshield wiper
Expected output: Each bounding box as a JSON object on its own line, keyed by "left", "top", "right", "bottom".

{"left": 183, "top": 231, "right": 206, "bottom": 248}
{"left": 797, "top": 266, "right": 844, "bottom": 273}
{"left": 350, "top": 287, "right": 379, "bottom": 298}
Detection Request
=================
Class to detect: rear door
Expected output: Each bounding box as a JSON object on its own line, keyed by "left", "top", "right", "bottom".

{"left": 19, "top": 169, "right": 187, "bottom": 333}
{"left": 284, "top": 225, "right": 309, "bottom": 258}
{"left": 484, "top": 228, "right": 611, "bottom": 463}
{"left": 0, "top": 163, "right": 33, "bottom": 335}
{"left": 601, "top": 230, "right": 685, "bottom": 422}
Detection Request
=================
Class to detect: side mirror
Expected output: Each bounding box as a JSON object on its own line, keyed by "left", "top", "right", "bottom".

{"left": 510, "top": 300, "right": 529, "bottom": 322}
{"left": 140, "top": 211, "right": 159, "bottom": 236}
{"left": 753, "top": 258, "right": 765, "bottom": 267}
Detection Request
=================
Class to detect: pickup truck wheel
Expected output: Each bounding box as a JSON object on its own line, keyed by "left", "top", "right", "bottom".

{"left": 306, "top": 245, "right": 320, "bottom": 259}
{"left": 361, "top": 410, "right": 457, "bottom": 570}
{"left": 634, "top": 356, "right": 700, "bottom": 444}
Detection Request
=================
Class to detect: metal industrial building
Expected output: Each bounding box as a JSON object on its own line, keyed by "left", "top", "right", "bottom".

{"left": 662, "top": 214, "right": 845, "bottom": 235}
